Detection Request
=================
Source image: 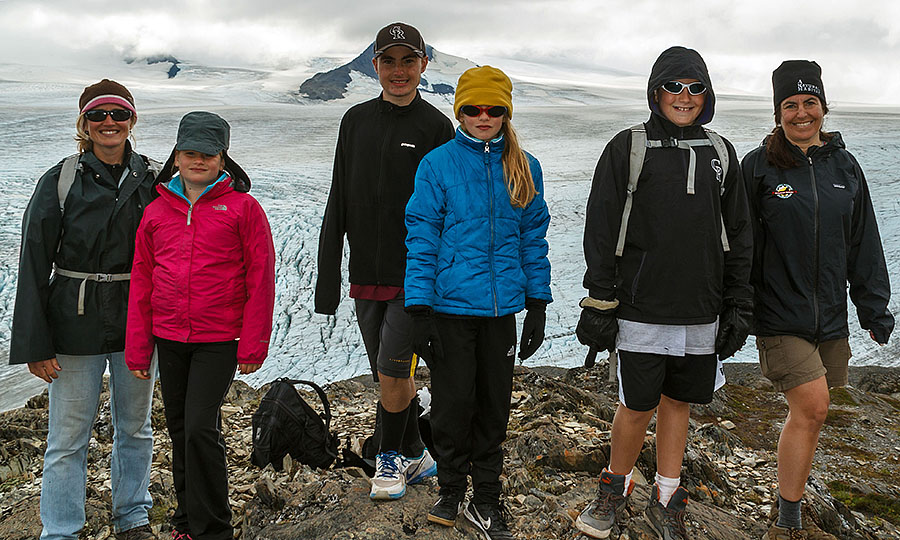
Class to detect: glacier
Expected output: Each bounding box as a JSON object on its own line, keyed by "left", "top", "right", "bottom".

{"left": 0, "top": 58, "right": 897, "bottom": 411}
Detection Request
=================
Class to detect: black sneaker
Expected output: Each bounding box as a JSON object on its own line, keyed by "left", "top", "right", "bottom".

{"left": 428, "top": 492, "right": 464, "bottom": 527}
{"left": 646, "top": 484, "right": 689, "bottom": 540}
{"left": 463, "top": 501, "right": 514, "bottom": 540}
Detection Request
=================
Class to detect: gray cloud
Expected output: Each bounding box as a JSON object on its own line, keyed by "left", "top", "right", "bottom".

{"left": 1, "top": 0, "right": 898, "bottom": 103}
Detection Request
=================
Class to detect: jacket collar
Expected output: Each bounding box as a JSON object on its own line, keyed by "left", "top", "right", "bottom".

{"left": 646, "top": 113, "right": 706, "bottom": 140}
{"left": 162, "top": 172, "right": 231, "bottom": 204}
{"left": 377, "top": 90, "right": 422, "bottom": 115}
{"left": 455, "top": 126, "right": 505, "bottom": 153}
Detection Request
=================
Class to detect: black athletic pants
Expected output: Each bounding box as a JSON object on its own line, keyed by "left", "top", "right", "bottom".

{"left": 428, "top": 314, "right": 516, "bottom": 506}
{"left": 156, "top": 338, "right": 238, "bottom": 540}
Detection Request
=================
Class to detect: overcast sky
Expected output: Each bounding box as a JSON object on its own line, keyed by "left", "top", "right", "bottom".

{"left": 2, "top": 0, "right": 900, "bottom": 104}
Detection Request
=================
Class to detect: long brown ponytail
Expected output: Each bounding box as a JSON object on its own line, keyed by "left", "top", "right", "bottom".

{"left": 501, "top": 119, "right": 536, "bottom": 208}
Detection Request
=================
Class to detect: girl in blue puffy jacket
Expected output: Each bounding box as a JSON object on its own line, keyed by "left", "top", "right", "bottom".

{"left": 404, "top": 65, "right": 552, "bottom": 539}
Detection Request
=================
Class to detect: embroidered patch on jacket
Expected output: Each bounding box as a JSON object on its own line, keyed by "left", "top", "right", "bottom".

{"left": 772, "top": 184, "right": 797, "bottom": 199}
{"left": 212, "top": 204, "right": 228, "bottom": 211}
{"left": 401, "top": 142, "right": 416, "bottom": 148}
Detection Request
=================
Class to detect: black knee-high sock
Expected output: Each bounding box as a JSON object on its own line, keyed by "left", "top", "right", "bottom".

{"left": 378, "top": 401, "right": 408, "bottom": 453}
{"left": 400, "top": 395, "right": 426, "bottom": 458}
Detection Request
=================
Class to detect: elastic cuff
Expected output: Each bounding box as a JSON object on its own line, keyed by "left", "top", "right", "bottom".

{"left": 525, "top": 297, "right": 547, "bottom": 311}
{"left": 405, "top": 305, "right": 433, "bottom": 316}
{"left": 579, "top": 297, "right": 619, "bottom": 310}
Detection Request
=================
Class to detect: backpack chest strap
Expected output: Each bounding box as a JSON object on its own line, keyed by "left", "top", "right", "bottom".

{"left": 645, "top": 137, "right": 713, "bottom": 195}
{"left": 616, "top": 126, "right": 730, "bottom": 257}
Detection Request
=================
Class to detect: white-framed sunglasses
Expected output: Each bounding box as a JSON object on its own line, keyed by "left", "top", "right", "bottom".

{"left": 661, "top": 81, "right": 707, "bottom": 96}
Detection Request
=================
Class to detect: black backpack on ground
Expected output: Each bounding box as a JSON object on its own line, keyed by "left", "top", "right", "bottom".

{"left": 251, "top": 378, "right": 338, "bottom": 470}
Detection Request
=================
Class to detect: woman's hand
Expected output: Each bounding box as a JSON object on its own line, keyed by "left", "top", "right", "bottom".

{"left": 131, "top": 369, "right": 151, "bottom": 380}
{"left": 28, "top": 358, "right": 61, "bottom": 383}
{"left": 238, "top": 362, "right": 262, "bottom": 375}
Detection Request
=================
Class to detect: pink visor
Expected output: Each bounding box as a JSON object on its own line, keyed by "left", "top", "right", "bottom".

{"left": 80, "top": 95, "right": 136, "bottom": 115}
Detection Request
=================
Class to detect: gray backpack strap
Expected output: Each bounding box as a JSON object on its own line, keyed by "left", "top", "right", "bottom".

{"left": 146, "top": 157, "right": 163, "bottom": 178}
{"left": 57, "top": 154, "right": 81, "bottom": 214}
{"left": 615, "top": 126, "right": 731, "bottom": 256}
{"left": 615, "top": 125, "right": 647, "bottom": 257}
{"left": 703, "top": 129, "right": 731, "bottom": 252}
{"left": 673, "top": 138, "right": 711, "bottom": 195}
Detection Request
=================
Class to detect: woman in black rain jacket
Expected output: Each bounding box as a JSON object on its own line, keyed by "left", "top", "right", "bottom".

{"left": 742, "top": 60, "right": 893, "bottom": 539}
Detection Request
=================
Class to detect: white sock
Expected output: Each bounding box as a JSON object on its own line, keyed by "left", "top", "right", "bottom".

{"left": 606, "top": 467, "right": 634, "bottom": 497}
{"left": 655, "top": 472, "right": 680, "bottom": 506}
{"left": 622, "top": 469, "right": 633, "bottom": 496}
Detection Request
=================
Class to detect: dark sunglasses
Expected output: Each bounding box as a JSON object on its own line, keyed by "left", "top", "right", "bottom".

{"left": 85, "top": 109, "right": 133, "bottom": 122}
{"left": 661, "top": 81, "right": 707, "bottom": 96}
{"left": 460, "top": 105, "right": 507, "bottom": 118}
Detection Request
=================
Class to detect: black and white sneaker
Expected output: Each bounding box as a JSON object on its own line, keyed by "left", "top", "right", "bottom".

{"left": 428, "top": 492, "right": 464, "bottom": 527}
{"left": 463, "top": 501, "right": 514, "bottom": 540}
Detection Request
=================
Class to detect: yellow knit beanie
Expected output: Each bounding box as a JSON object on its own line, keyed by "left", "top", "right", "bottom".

{"left": 454, "top": 65, "right": 513, "bottom": 118}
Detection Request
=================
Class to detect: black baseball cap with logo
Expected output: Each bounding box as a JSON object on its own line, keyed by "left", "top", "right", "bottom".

{"left": 374, "top": 22, "right": 425, "bottom": 58}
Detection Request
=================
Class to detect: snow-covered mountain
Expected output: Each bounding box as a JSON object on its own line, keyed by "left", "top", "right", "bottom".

{"left": 298, "top": 44, "right": 470, "bottom": 101}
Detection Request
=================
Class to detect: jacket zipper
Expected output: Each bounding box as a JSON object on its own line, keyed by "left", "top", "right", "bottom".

{"left": 485, "top": 140, "right": 499, "bottom": 317}
{"left": 808, "top": 155, "right": 820, "bottom": 340}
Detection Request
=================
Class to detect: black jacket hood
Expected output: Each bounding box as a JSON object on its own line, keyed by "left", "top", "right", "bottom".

{"left": 647, "top": 46, "right": 715, "bottom": 125}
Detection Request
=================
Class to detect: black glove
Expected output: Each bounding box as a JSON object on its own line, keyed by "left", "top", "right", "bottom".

{"left": 715, "top": 298, "right": 754, "bottom": 360}
{"left": 519, "top": 298, "right": 547, "bottom": 360}
{"left": 869, "top": 320, "right": 894, "bottom": 345}
{"left": 575, "top": 298, "right": 618, "bottom": 353}
{"left": 407, "top": 305, "right": 443, "bottom": 364}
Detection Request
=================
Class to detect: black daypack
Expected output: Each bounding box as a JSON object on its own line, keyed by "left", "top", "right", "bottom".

{"left": 251, "top": 378, "right": 338, "bottom": 470}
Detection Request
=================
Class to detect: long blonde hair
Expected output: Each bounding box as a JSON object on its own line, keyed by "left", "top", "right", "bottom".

{"left": 501, "top": 119, "right": 536, "bottom": 208}
{"left": 74, "top": 112, "right": 137, "bottom": 153}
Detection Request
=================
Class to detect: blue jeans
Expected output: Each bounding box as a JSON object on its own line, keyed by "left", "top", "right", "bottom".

{"left": 40, "top": 352, "right": 155, "bottom": 540}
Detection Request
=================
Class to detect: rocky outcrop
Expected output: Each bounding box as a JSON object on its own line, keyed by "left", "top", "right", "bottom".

{"left": 1, "top": 363, "right": 899, "bottom": 539}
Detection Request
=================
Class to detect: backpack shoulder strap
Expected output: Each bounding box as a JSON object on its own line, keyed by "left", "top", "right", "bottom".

{"left": 283, "top": 378, "right": 333, "bottom": 430}
{"left": 615, "top": 124, "right": 647, "bottom": 257}
{"left": 703, "top": 128, "right": 729, "bottom": 196}
{"left": 703, "top": 128, "right": 731, "bottom": 252}
{"left": 57, "top": 154, "right": 82, "bottom": 215}
{"left": 144, "top": 156, "right": 163, "bottom": 178}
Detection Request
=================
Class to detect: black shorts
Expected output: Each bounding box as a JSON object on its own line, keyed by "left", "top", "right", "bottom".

{"left": 617, "top": 350, "right": 718, "bottom": 411}
{"left": 355, "top": 295, "right": 417, "bottom": 381}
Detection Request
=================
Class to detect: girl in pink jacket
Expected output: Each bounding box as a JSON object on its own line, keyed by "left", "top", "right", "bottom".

{"left": 126, "top": 111, "right": 275, "bottom": 540}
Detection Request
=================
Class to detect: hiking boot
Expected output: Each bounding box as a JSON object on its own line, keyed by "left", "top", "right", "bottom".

{"left": 763, "top": 524, "right": 808, "bottom": 539}
{"left": 404, "top": 448, "right": 437, "bottom": 485}
{"left": 117, "top": 525, "right": 156, "bottom": 540}
{"left": 768, "top": 498, "right": 837, "bottom": 539}
{"left": 463, "top": 501, "right": 514, "bottom": 540}
{"left": 575, "top": 469, "right": 634, "bottom": 538}
{"left": 428, "top": 492, "right": 464, "bottom": 526}
{"left": 369, "top": 450, "right": 407, "bottom": 500}
{"left": 646, "top": 484, "right": 689, "bottom": 540}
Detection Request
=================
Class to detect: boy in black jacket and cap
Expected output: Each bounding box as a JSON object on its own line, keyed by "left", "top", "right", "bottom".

{"left": 574, "top": 46, "right": 753, "bottom": 539}
{"left": 315, "top": 22, "right": 453, "bottom": 501}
